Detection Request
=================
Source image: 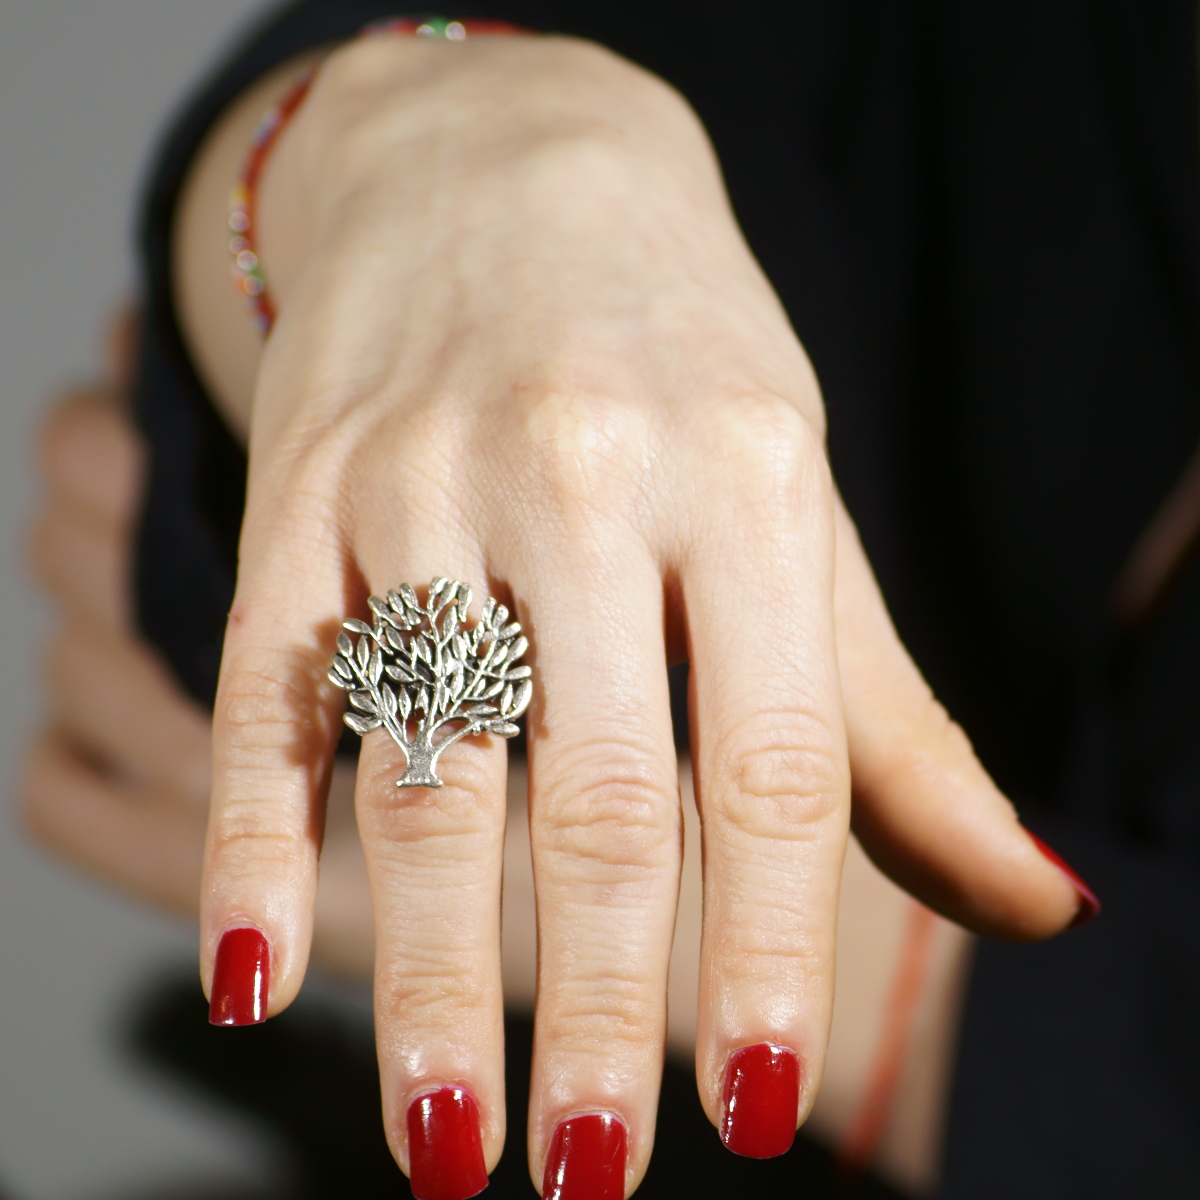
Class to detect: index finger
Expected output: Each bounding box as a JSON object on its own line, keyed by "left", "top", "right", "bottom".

{"left": 201, "top": 486, "right": 351, "bottom": 1023}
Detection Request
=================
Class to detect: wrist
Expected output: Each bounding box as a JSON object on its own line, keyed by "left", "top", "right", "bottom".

{"left": 175, "top": 29, "right": 800, "bottom": 441}
{"left": 257, "top": 34, "right": 727, "bottom": 306}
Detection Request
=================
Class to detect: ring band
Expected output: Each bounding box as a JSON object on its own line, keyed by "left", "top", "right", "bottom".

{"left": 328, "top": 578, "right": 532, "bottom": 788}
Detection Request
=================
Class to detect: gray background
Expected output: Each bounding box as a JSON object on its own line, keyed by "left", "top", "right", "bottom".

{"left": 0, "top": 3, "right": 287, "bottom": 1195}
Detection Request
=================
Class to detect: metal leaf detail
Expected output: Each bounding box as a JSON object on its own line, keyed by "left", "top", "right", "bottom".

{"left": 328, "top": 579, "right": 533, "bottom": 788}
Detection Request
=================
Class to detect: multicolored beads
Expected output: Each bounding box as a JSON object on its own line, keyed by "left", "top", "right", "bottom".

{"left": 229, "top": 17, "right": 518, "bottom": 335}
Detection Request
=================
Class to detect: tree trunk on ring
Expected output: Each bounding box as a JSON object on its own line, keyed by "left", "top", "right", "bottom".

{"left": 397, "top": 738, "right": 442, "bottom": 788}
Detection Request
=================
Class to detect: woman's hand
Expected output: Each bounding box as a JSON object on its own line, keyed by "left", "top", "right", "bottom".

{"left": 20, "top": 320, "right": 974, "bottom": 1198}
{"left": 173, "top": 34, "right": 1085, "bottom": 1196}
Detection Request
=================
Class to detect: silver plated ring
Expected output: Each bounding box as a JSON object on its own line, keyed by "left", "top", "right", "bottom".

{"left": 328, "top": 578, "right": 532, "bottom": 788}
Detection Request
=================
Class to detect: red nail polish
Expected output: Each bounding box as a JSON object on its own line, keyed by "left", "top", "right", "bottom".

{"left": 407, "top": 1087, "right": 488, "bottom": 1200}
{"left": 208, "top": 927, "right": 269, "bottom": 1026}
{"left": 720, "top": 1042, "right": 800, "bottom": 1158}
{"left": 542, "top": 1112, "right": 626, "bottom": 1200}
{"left": 1029, "top": 834, "right": 1101, "bottom": 928}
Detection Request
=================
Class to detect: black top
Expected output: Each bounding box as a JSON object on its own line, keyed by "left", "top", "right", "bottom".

{"left": 131, "top": 2, "right": 1200, "bottom": 1194}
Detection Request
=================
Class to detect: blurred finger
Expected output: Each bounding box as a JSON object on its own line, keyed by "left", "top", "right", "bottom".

{"left": 29, "top": 506, "right": 130, "bottom": 630}
{"left": 44, "top": 621, "right": 212, "bottom": 802}
{"left": 104, "top": 304, "right": 141, "bottom": 389}
{"left": 30, "top": 385, "right": 144, "bottom": 630}
{"left": 38, "top": 387, "right": 143, "bottom": 526}
{"left": 22, "top": 729, "right": 205, "bottom": 916}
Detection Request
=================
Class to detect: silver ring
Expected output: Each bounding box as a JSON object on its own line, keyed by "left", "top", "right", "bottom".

{"left": 328, "top": 578, "right": 532, "bottom": 788}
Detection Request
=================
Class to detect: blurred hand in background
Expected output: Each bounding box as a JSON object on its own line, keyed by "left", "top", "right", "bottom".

{"left": 19, "top": 309, "right": 374, "bottom": 975}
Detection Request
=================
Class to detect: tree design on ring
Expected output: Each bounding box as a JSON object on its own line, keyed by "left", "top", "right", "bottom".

{"left": 328, "top": 578, "right": 532, "bottom": 788}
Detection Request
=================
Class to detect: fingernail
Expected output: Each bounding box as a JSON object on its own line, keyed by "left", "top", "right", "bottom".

{"left": 720, "top": 1042, "right": 800, "bottom": 1158}
{"left": 407, "top": 1086, "right": 488, "bottom": 1200}
{"left": 208, "top": 927, "right": 269, "bottom": 1026}
{"left": 1029, "top": 834, "right": 1101, "bottom": 928}
{"left": 542, "top": 1112, "right": 626, "bottom": 1200}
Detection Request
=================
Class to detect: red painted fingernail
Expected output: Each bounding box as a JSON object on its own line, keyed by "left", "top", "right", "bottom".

{"left": 542, "top": 1112, "right": 626, "bottom": 1200}
{"left": 720, "top": 1042, "right": 800, "bottom": 1158}
{"left": 407, "top": 1087, "right": 488, "bottom": 1200}
{"left": 208, "top": 927, "right": 269, "bottom": 1026}
{"left": 1029, "top": 834, "right": 1101, "bottom": 928}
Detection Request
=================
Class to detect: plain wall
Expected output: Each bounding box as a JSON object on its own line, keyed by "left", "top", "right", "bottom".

{"left": 0, "top": 3, "right": 282, "bottom": 1196}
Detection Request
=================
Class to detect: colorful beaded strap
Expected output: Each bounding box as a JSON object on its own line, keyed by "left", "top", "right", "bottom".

{"left": 229, "top": 17, "right": 518, "bottom": 335}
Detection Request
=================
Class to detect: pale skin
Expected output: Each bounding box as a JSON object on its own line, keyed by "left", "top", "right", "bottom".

{"left": 22, "top": 370, "right": 968, "bottom": 1193}
{"left": 26, "top": 32, "right": 1079, "bottom": 1197}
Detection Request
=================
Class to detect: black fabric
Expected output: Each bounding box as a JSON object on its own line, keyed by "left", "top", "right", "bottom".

{"left": 131, "top": 1, "right": 1200, "bottom": 1193}
{"left": 943, "top": 818, "right": 1200, "bottom": 1198}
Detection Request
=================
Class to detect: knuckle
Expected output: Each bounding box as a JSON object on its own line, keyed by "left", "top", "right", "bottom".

{"left": 19, "top": 792, "right": 58, "bottom": 850}
{"left": 257, "top": 478, "right": 344, "bottom": 561}
{"left": 207, "top": 813, "right": 308, "bottom": 872}
{"left": 19, "top": 800, "right": 53, "bottom": 848}
{"left": 360, "top": 775, "right": 503, "bottom": 849}
{"left": 245, "top": 443, "right": 351, "bottom": 555}
{"left": 216, "top": 655, "right": 325, "bottom": 759}
{"left": 539, "top": 980, "right": 662, "bottom": 1049}
{"left": 391, "top": 393, "right": 462, "bottom": 454}
{"left": 918, "top": 698, "right": 978, "bottom": 761}
{"left": 514, "top": 387, "right": 650, "bottom": 509}
{"left": 38, "top": 389, "right": 139, "bottom": 498}
{"left": 41, "top": 627, "right": 78, "bottom": 697}
{"left": 711, "top": 720, "right": 846, "bottom": 841}
{"left": 382, "top": 413, "right": 463, "bottom": 513}
{"left": 716, "top": 922, "right": 824, "bottom": 987}
{"left": 883, "top": 693, "right": 993, "bottom": 787}
{"left": 701, "top": 392, "right": 830, "bottom": 508}
{"left": 375, "top": 961, "right": 485, "bottom": 1020}
{"left": 535, "top": 757, "right": 676, "bottom": 871}
{"left": 219, "top": 683, "right": 297, "bottom": 753}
